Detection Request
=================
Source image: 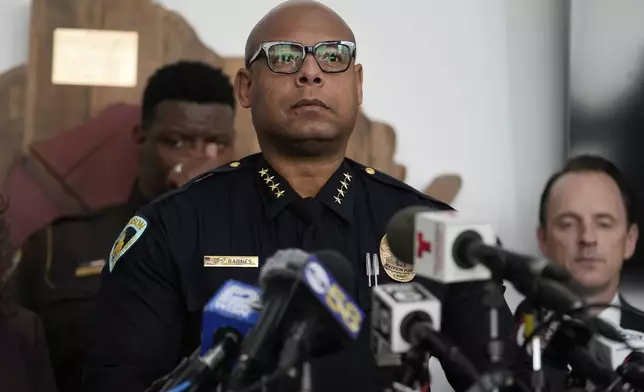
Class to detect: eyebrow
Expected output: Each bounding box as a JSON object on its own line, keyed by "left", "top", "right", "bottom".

{"left": 554, "top": 212, "right": 618, "bottom": 221}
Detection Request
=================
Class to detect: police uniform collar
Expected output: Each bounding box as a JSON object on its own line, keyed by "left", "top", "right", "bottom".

{"left": 255, "top": 155, "right": 355, "bottom": 222}
{"left": 127, "top": 181, "right": 149, "bottom": 212}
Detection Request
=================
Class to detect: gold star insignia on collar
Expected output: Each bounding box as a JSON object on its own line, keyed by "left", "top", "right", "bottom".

{"left": 334, "top": 172, "right": 352, "bottom": 205}
{"left": 259, "top": 168, "right": 285, "bottom": 199}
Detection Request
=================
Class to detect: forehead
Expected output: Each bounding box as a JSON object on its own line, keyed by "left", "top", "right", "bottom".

{"left": 546, "top": 171, "right": 627, "bottom": 219}
{"left": 259, "top": 9, "right": 353, "bottom": 45}
{"left": 152, "top": 101, "right": 233, "bottom": 125}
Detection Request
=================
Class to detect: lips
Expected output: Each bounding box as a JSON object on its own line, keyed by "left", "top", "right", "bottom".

{"left": 292, "top": 99, "right": 329, "bottom": 110}
{"left": 574, "top": 257, "right": 602, "bottom": 263}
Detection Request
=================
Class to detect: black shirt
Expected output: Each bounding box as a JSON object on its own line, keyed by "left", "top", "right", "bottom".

{"left": 11, "top": 187, "right": 146, "bottom": 392}
{"left": 0, "top": 303, "right": 58, "bottom": 392}
{"left": 84, "top": 153, "right": 514, "bottom": 392}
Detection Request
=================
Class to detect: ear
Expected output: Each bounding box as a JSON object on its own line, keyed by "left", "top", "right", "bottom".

{"left": 354, "top": 63, "right": 363, "bottom": 106}
{"left": 235, "top": 68, "right": 252, "bottom": 109}
{"left": 132, "top": 124, "right": 146, "bottom": 145}
{"left": 624, "top": 223, "right": 639, "bottom": 260}
{"left": 537, "top": 226, "right": 549, "bottom": 257}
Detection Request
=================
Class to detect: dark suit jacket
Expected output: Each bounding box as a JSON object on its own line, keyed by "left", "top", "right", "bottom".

{"left": 619, "top": 295, "right": 644, "bottom": 332}
{"left": 0, "top": 302, "right": 58, "bottom": 392}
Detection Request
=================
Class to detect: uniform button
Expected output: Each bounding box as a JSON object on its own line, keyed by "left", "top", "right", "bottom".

{"left": 229, "top": 161, "right": 240, "bottom": 168}
{"left": 365, "top": 167, "right": 376, "bottom": 175}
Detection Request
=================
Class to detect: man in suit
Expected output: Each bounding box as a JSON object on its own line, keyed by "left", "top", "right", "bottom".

{"left": 8, "top": 61, "right": 237, "bottom": 392}
{"left": 515, "top": 155, "right": 644, "bottom": 389}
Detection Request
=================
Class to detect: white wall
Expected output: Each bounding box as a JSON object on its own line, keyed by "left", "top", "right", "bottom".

{"left": 0, "top": 1, "right": 569, "bottom": 390}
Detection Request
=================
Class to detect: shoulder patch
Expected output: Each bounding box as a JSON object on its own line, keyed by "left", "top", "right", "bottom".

{"left": 109, "top": 215, "right": 148, "bottom": 272}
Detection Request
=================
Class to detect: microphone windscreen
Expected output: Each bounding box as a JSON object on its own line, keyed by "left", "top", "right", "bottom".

{"left": 259, "top": 249, "right": 310, "bottom": 290}
{"left": 386, "top": 206, "right": 433, "bottom": 264}
{"left": 312, "top": 250, "right": 356, "bottom": 294}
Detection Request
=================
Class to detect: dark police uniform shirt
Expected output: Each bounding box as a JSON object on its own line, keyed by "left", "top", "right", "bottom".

{"left": 0, "top": 303, "right": 58, "bottom": 392}
{"left": 84, "top": 153, "right": 514, "bottom": 392}
{"left": 12, "top": 188, "right": 146, "bottom": 392}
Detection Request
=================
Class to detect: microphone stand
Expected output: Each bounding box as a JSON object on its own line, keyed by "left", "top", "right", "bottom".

{"left": 395, "top": 345, "right": 431, "bottom": 391}
{"left": 478, "top": 281, "right": 514, "bottom": 392}
{"left": 528, "top": 307, "right": 546, "bottom": 392}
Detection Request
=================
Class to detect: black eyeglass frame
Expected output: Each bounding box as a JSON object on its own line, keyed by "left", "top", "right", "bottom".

{"left": 245, "top": 40, "right": 357, "bottom": 74}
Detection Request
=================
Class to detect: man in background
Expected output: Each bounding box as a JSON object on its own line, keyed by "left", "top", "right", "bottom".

{"left": 9, "top": 60, "right": 237, "bottom": 392}
{"left": 515, "top": 155, "right": 644, "bottom": 388}
{"left": 0, "top": 193, "right": 57, "bottom": 392}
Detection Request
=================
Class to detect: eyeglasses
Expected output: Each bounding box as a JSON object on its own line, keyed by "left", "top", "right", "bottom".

{"left": 246, "top": 40, "right": 357, "bottom": 74}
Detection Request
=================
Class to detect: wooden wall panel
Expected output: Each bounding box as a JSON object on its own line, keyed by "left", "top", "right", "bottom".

{"left": 0, "top": 66, "right": 26, "bottom": 181}
{"left": 25, "top": 0, "right": 102, "bottom": 148}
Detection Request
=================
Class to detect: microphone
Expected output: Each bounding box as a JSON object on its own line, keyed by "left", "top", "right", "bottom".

{"left": 277, "top": 249, "right": 364, "bottom": 368}
{"left": 372, "top": 283, "right": 480, "bottom": 389}
{"left": 228, "top": 248, "right": 364, "bottom": 390}
{"left": 386, "top": 206, "right": 571, "bottom": 284}
{"left": 201, "top": 280, "right": 261, "bottom": 355}
{"left": 385, "top": 207, "right": 626, "bottom": 344}
{"left": 372, "top": 282, "right": 441, "bottom": 355}
{"left": 617, "top": 351, "right": 644, "bottom": 391}
{"left": 158, "top": 280, "right": 261, "bottom": 392}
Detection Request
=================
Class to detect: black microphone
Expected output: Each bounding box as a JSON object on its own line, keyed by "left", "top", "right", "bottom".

{"left": 227, "top": 249, "right": 363, "bottom": 390}
{"left": 276, "top": 249, "right": 362, "bottom": 369}
{"left": 617, "top": 351, "right": 644, "bottom": 391}
{"left": 545, "top": 319, "right": 633, "bottom": 392}
{"left": 227, "top": 249, "right": 309, "bottom": 389}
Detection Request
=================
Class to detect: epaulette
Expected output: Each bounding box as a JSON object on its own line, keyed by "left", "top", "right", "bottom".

{"left": 188, "top": 159, "right": 247, "bottom": 185}
{"left": 348, "top": 158, "right": 453, "bottom": 211}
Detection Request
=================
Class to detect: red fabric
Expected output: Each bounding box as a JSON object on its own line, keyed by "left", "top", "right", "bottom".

{"left": 29, "top": 103, "right": 141, "bottom": 208}
{"left": 2, "top": 163, "right": 60, "bottom": 247}
{"left": 2, "top": 103, "right": 141, "bottom": 247}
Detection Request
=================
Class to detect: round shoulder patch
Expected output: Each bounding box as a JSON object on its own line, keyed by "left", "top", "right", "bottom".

{"left": 379, "top": 234, "right": 415, "bottom": 282}
{"left": 109, "top": 215, "right": 148, "bottom": 272}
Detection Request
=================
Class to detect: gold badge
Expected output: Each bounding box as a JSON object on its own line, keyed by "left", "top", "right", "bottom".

{"left": 379, "top": 234, "right": 415, "bottom": 282}
{"left": 204, "top": 256, "right": 259, "bottom": 268}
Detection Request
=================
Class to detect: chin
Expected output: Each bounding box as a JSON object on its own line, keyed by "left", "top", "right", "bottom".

{"left": 573, "top": 275, "right": 611, "bottom": 294}
{"left": 289, "top": 122, "right": 342, "bottom": 139}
